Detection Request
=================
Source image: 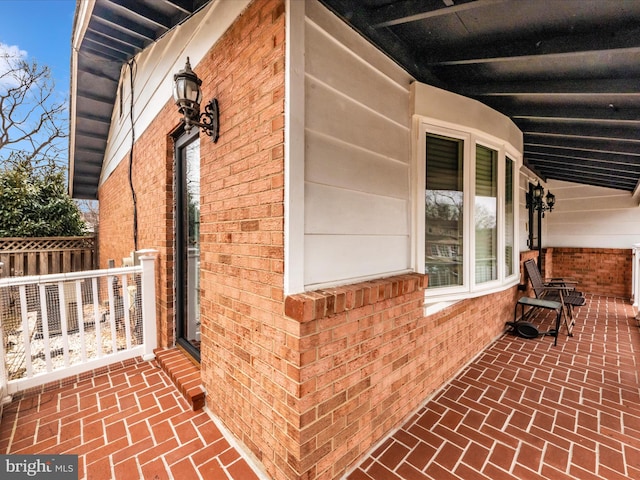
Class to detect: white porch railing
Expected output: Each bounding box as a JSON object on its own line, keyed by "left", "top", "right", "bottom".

{"left": 0, "top": 250, "right": 157, "bottom": 403}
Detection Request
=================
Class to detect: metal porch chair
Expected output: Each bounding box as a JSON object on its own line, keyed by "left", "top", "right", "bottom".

{"left": 523, "top": 258, "right": 586, "bottom": 336}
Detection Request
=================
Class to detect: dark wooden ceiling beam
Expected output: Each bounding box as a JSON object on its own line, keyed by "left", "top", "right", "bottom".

{"left": 428, "top": 45, "right": 640, "bottom": 67}
{"left": 526, "top": 155, "right": 640, "bottom": 177}
{"left": 511, "top": 108, "right": 640, "bottom": 124}
{"left": 87, "top": 23, "right": 147, "bottom": 52}
{"left": 76, "top": 111, "right": 112, "bottom": 125}
{"left": 456, "top": 79, "right": 640, "bottom": 96}
{"left": 76, "top": 90, "right": 115, "bottom": 105}
{"left": 524, "top": 136, "right": 640, "bottom": 156}
{"left": 426, "top": 28, "right": 640, "bottom": 65}
{"left": 537, "top": 171, "right": 637, "bottom": 191}
{"left": 518, "top": 121, "right": 640, "bottom": 142}
{"left": 76, "top": 129, "right": 109, "bottom": 141}
{"left": 81, "top": 41, "right": 129, "bottom": 62}
{"left": 84, "top": 32, "right": 139, "bottom": 58}
{"left": 109, "top": 0, "right": 174, "bottom": 30}
{"left": 534, "top": 161, "right": 639, "bottom": 183}
{"left": 370, "top": 0, "right": 508, "bottom": 28}
{"left": 92, "top": 5, "right": 157, "bottom": 42}
{"left": 160, "top": 0, "right": 193, "bottom": 15}
{"left": 525, "top": 145, "right": 640, "bottom": 165}
{"left": 534, "top": 165, "right": 639, "bottom": 187}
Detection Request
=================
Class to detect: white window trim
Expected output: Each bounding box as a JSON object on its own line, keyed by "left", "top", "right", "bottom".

{"left": 414, "top": 116, "right": 522, "bottom": 306}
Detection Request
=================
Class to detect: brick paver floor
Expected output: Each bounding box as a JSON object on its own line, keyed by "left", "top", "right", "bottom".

{"left": 1, "top": 294, "right": 638, "bottom": 479}
{"left": 348, "top": 294, "right": 640, "bottom": 480}
{"left": 0, "top": 359, "right": 262, "bottom": 480}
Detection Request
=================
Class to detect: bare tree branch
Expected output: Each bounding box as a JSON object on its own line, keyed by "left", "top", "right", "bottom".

{"left": 0, "top": 52, "right": 68, "bottom": 167}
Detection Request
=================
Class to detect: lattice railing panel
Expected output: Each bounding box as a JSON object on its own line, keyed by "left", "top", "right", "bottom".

{"left": 0, "top": 237, "right": 96, "bottom": 278}
{"left": 0, "top": 236, "right": 96, "bottom": 252}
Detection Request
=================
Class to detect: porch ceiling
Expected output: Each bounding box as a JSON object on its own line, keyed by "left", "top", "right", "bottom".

{"left": 319, "top": 0, "right": 640, "bottom": 193}
{"left": 69, "top": 0, "right": 209, "bottom": 199}
{"left": 70, "top": 0, "right": 640, "bottom": 198}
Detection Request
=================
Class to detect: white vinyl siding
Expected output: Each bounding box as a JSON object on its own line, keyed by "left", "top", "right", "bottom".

{"left": 301, "top": 1, "right": 413, "bottom": 289}
{"left": 287, "top": 1, "right": 532, "bottom": 294}
{"left": 547, "top": 180, "right": 640, "bottom": 248}
{"left": 99, "top": 0, "right": 251, "bottom": 187}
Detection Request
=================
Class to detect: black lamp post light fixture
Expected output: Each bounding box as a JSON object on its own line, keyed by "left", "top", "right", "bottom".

{"left": 526, "top": 180, "right": 556, "bottom": 262}
{"left": 527, "top": 181, "right": 555, "bottom": 217}
{"left": 173, "top": 57, "right": 219, "bottom": 142}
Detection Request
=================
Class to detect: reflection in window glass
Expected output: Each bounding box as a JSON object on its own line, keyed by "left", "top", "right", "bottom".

{"left": 186, "top": 141, "right": 200, "bottom": 249}
{"left": 475, "top": 145, "right": 497, "bottom": 283}
{"left": 425, "top": 134, "right": 464, "bottom": 288}
{"left": 422, "top": 121, "right": 520, "bottom": 299}
{"left": 185, "top": 139, "right": 200, "bottom": 349}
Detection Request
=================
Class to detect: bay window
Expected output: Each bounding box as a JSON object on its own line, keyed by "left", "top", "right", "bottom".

{"left": 419, "top": 121, "right": 520, "bottom": 301}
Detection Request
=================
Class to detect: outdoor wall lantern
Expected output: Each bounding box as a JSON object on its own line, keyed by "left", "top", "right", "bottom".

{"left": 173, "top": 57, "right": 219, "bottom": 142}
{"left": 527, "top": 181, "right": 555, "bottom": 217}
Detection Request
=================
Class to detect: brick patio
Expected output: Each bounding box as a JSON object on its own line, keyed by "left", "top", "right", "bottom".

{"left": 348, "top": 294, "right": 640, "bottom": 480}
{"left": 0, "top": 358, "right": 262, "bottom": 480}
{"left": 1, "top": 294, "right": 639, "bottom": 480}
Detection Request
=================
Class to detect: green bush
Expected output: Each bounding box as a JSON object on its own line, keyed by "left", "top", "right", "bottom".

{"left": 0, "top": 156, "right": 86, "bottom": 237}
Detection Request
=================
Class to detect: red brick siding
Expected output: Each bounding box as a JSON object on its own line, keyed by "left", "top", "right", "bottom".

{"left": 546, "top": 247, "right": 632, "bottom": 298}
{"left": 194, "top": 0, "right": 288, "bottom": 479}
{"left": 285, "top": 276, "right": 518, "bottom": 479}
{"left": 98, "top": 161, "right": 135, "bottom": 268}
{"left": 98, "top": 103, "right": 179, "bottom": 349}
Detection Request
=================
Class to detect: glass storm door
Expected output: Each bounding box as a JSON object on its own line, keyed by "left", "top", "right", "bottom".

{"left": 175, "top": 132, "right": 201, "bottom": 361}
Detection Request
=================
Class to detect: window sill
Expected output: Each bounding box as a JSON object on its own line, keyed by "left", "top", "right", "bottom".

{"left": 423, "top": 277, "right": 520, "bottom": 316}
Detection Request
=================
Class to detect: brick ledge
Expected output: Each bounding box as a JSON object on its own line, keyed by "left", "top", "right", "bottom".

{"left": 284, "top": 273, "right": 427, "bottom": 323}
{"left": 154, "top": 348, "right": 205, "bottom": 411}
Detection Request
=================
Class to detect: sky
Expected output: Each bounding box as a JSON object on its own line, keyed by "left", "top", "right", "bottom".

{"left": 0, "top": 0, "right": 76, "bottom": 171}
{"left": 0, "top": 0, "right": 76, "bottom": 92}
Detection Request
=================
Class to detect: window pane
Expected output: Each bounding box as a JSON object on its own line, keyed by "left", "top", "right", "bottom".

{"left": 475, "top": 145, "right": 497, "bottom": 283}
{"left": 178, "top": 137, "right": 201, "bottom": 358}
{"left": 505, "top": 157, "right": 514, "bottom": 276}
{"left": 426, "top": 134, "right": 464, "bottom": 288}
{"left": 528, "top": 182, "right": 540, "bottom": 250}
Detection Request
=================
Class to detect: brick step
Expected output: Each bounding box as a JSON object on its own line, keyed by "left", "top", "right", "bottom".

{"left": 154, "top": 348, "right": 205, "bottom": 411}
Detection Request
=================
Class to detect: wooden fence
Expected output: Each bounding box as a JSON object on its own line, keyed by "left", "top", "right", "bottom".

{"left": 0, "top": 237, "right": 96, "bottom": 278}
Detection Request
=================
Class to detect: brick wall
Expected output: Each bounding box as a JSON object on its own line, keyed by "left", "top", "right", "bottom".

{"left": 284, "top": 276, "right": 518, "bottom": 479}
{"left": 98, "top": 103, "right": 178, "bottom": 349}
{"left": 517, "top": 248, "right": 631, "bottom": 299}
{"left": 98, "top": 162, "right": 134, "bottom": 268}
{"left": 546, "top": 247, "right": 632, "bottom": 298}
{"left": 195, "top": 0, "right": 288, "bottom": 478}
